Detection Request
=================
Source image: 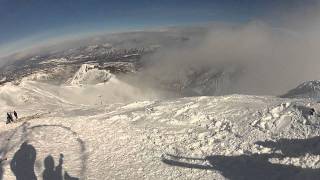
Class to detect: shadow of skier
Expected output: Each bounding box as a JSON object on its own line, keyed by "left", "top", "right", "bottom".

{"left": 43, "top": 154, "right": 63, "bottom": 180}
{"left": 162, "top": 136, "right": 320, "bottom": 180}
{"left": 0, "top": 122, "right": 30, "bottom": 180}
{"left": 43, "top": 154, "right": 78, "bottom": 180}
{"left": 162, "top": 153, "right": 320, "bottom": 180}
{"left": 29, "top": 124, "right": 87, "bottom": 178}
{"left": 10, "top": 141, "right": 37, "bottom": 180}
{"left": 255, "top": 136, "right": 320, "bottom": 157}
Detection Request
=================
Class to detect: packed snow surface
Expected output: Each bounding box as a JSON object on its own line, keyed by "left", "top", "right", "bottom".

{"left": 1, "top": 79, "right": 320, "bottom": 179}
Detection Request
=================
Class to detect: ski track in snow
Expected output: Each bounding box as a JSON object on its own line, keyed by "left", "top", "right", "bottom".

{"left": 1, "top": 80, "right": 320, "bottom": 179}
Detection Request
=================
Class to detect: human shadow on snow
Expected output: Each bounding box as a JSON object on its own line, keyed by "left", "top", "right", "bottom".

{"left": 0, "top": 123, "right": 85, "bottom": 180}
{"left": 255, "top": 136, "right": 320, "bottom": 157}
{"left": 0, "top": 122, "right": 30, "bottom": 180}
{"left": 29, "top": 124, "right": 87, "bottom": 178}
{"left": 43, "top": 154, "right": 78, "bottom": 180}
{"left": 10, "top": 141, "right": 37, "bottom": 180}
{"left": 10, "top": 142, "right": 79, "bottom": 180}
{"left": 162, "top": 136, "right": 320, "bottom": 180}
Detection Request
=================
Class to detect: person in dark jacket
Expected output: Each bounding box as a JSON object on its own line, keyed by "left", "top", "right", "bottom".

{"left": 6, "top": 113, "right": 10, "bottom": 124}
{"left": 9, "top": 113, "right": 14, "bottom": 122}
{"left": 6, "top": 113, "right": 13, "bottom": 124}
{"left": 13, "top": 110, "right": 18, "bottom": 120}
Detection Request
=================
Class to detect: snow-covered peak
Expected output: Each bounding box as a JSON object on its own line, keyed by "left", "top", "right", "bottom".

{"left": 102, "top": 43, "right": 112, "bottom": 49}
{"left": 281, "top": 80, "right": 320, "bottom": 99}
{"left": 85, "top": 45, "right": 99, "bottom": 51}
{"left": 69, "top": 64, "right": 113, "bottom": 85}
{"left": 22, "top": 72, "right": 51, "bottom": 82}
{"left": 297, "top": 80, "right": 320, "bottom": 89}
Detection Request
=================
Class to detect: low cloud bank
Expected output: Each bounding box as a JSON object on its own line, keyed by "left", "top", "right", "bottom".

{"left": 138, "top": 18, "right": 320, "bottom": 96}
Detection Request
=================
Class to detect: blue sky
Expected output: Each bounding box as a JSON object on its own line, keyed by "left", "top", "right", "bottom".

{"left": 0, "top": 0, "right": 317, "bottom": 54}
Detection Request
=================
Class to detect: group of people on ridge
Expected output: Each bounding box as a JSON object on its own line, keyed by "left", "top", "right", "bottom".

{"left": 6, "top": 110, "right": 18, "bottom": 124}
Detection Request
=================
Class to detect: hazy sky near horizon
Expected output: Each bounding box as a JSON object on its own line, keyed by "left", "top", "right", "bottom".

{"left": 0, "top": 0, "right": 317, "bottom": 55}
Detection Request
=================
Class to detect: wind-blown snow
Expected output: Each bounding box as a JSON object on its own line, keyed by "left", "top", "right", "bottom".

{"left": 0, "top": 78, "right": 320, "bottom": 179}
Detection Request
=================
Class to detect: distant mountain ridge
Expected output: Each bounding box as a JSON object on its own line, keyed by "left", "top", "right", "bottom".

{"left": 281, "top": 80, "right": 320, "bottom": 99}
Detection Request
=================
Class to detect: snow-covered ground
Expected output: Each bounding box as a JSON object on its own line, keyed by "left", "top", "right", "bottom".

{"left": 1, "top": 74, "right": 320, "bottom": 179}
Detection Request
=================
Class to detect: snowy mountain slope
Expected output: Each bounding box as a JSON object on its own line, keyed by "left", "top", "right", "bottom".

{"left": 0, "top": 79, "right": 320, "bottom": 179}
{"left": 69, "top": 64, "right": 113, "bottom": 85}
{"left": 0, "top": 82, "right": 160, "bottom": 110}
{"left": 281, "top": 80, "right": 320, "bottom": 100}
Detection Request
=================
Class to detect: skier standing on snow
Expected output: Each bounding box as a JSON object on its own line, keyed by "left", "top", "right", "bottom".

{"left": 13, "top": 110, "right": 18, "bottom": 120}
{"left": 6, "top": 113, "right": 11, "bottom": 124}
{"left": 9, "top": 112, "right": 14, "bottom": 122}
{"left": 6, "top": 113, "right": 13, "bottom": 124}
